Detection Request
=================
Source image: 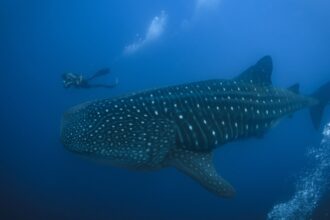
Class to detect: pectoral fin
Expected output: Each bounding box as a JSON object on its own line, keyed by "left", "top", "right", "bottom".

{"left": 168, "top": 149, "right": 235, "bottom": 198}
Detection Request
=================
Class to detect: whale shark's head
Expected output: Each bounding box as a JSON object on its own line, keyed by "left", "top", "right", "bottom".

{"left": 60, "top": 101, "right": 128, "bottom": 163}
{"left": 60, "top": 102, "right": 96, "bottom": 155}
{"left": 60, "top": 99, "right": 172, "bottom": 169}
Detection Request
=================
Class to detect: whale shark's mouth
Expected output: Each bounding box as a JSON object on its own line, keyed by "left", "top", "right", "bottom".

{"left": 60, "top": 103, "right": 89, "bottom": 152}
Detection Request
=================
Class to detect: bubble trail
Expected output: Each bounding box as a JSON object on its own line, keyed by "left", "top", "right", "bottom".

{"left": 267, "top": 122, "right": 330, "bottom": 220}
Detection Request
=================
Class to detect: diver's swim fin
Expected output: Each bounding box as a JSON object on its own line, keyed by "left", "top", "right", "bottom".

{"left": 310, "top": 81, "right": 330, "bottom": 130}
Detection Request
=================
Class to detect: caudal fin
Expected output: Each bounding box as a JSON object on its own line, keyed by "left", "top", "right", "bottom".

{"left": 310, "top": 82, "right": 330, "bottom": 130}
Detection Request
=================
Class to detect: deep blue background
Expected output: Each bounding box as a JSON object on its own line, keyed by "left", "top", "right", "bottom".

{"left": 1, "top": 0, "right": 330, "bottom": 219}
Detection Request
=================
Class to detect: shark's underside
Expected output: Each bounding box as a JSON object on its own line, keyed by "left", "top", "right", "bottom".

{"left": 61, "top": 56, "right": 330, "bottom": 197}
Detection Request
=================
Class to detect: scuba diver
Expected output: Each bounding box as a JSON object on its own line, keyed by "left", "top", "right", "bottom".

{"left": 62, "top": 68, "right": 119, "bottom": 89}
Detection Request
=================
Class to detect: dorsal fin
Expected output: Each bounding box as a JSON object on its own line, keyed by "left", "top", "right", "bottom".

{"left": 235, "top": 55, "right": 273, "bottom": 86}
{"left": 288, "top": 83, "right": 300, "bottom": 94}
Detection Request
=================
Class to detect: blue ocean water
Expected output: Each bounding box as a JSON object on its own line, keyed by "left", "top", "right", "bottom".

{"left": 1, "top": 0, "right": 330, "bottom": 219}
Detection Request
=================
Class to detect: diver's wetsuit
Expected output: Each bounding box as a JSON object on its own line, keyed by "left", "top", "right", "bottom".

{"left": 62, "top": 68, "right": 118, "bottom": 89}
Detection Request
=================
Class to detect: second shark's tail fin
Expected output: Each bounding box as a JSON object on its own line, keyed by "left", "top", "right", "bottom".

{"left": 310, "top": 82, "right": 330, "bottom": 130}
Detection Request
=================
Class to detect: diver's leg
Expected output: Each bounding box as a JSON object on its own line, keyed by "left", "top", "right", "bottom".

{"left": 88, "top": 77, "right": 119, "bottom": 89}
{"left": 88, "top": 83, "right": 117, "bottom": 89}
{"left": 87, "top": 68, "right": 111, "bottom": 81}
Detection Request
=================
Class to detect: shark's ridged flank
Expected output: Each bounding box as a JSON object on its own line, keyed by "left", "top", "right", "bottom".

{"left": 61, "top": 56, "right": 330, "bottom": 197}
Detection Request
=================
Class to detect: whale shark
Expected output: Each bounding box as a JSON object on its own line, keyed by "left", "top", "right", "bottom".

{"left": 61, "top": 56, "right": 330, "bottom": 197}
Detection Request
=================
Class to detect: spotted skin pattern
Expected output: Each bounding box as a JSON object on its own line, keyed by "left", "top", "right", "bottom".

{"left": 61, "top": 56, "right": 317, "bottom": 197}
